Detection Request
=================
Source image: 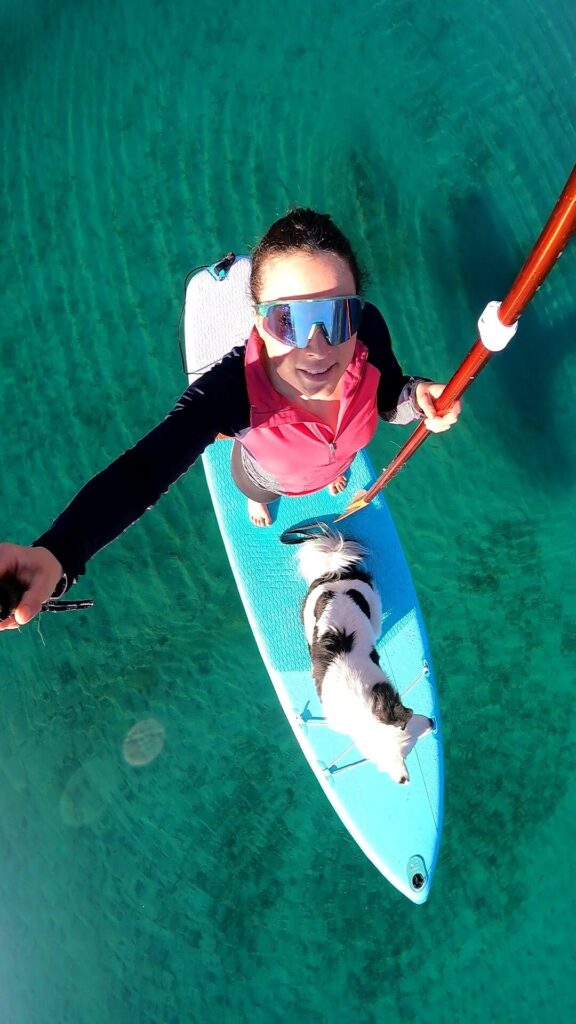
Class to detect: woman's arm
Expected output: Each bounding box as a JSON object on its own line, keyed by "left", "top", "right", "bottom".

{"left": 32, "top": 346, "right": 250, "bottom": 589}
{"left": 359, "top": 302, "right": 428, "bottom": 423}
{"left": 359, "top": 303, "right": 461, "bottom": 432}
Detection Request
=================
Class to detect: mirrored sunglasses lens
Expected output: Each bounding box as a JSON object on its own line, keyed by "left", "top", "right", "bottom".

{"left": 292, "top": 300, "right": 354, "bottom": 347}
{"left": 264, "top": 305, "right": 295, "bottom": 344}
{"left": 324, "top": 298, "right": 362, "bottom": 345}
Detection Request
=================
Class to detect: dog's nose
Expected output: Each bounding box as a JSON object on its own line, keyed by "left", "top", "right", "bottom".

{"left": 399, "top": 775, "right": 408, "bottom": 785}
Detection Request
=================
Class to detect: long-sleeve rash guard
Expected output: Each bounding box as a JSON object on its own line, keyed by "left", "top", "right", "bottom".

{"left": 33, "top": 303, "right": 425, "bottom": 589}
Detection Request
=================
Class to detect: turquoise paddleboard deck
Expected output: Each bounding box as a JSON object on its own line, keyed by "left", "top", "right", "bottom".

{"left": 184, "top": 256, "right": 443, "bottom": 904}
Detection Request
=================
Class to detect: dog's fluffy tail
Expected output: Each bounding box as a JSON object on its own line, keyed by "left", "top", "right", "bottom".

{"left": 297, "top": 528, "right": 367, "bottom": 584}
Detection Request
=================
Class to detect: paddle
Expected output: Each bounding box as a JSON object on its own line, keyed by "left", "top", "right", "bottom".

{"left": 335, "top": 164, "right": 576, "bottom": 522}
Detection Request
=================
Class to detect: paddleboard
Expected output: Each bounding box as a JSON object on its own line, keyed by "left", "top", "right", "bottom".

{"left": 184, "top": 255, "right": 443, "bottom": 904}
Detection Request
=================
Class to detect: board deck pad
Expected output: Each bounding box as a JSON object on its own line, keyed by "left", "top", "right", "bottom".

{"left": 185, "top": 257, "right": 443, "bottom": 904}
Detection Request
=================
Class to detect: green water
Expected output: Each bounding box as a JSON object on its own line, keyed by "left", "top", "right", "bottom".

{"left": 1, "top": 0, "right": 575, "bottom": 1020}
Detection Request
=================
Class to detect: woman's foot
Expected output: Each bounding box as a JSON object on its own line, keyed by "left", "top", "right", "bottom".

{"left": 328, "top": 473, "right": 348, "bottom": 496}
{"left": 248, "top": 499, "right": 272, "bottom": 527}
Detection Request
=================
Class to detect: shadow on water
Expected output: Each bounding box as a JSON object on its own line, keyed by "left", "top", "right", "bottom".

{"left": 419, "top": 188, "right": 575, "bottom": 913}
{"left": 341, "top": 144, "right": 574, "bottom": 928}
{"left": 419, "top": 512, "right": 572, "bottom": 924}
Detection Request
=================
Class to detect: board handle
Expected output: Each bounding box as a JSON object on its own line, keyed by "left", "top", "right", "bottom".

{"left": 279, "top": 520, "right": 333, "bottom": 545}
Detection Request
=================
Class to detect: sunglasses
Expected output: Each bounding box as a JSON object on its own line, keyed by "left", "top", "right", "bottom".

{"left": 255, "top": 295, "right": 364, "bottom": 349}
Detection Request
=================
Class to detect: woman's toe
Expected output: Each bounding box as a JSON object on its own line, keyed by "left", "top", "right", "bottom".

{"left": 328, "top": 474, "right": 348, "bottom": 496}
{"left": 248, "top": 500, "right": 272, "bottom": 526}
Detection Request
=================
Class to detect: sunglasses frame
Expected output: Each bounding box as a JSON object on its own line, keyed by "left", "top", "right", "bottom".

{"left": 255, "top": 294, "right": 364, "bottom": 349}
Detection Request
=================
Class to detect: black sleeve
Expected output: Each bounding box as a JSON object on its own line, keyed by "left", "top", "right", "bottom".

{"left": 358, "top": 302, "right": 412, "bottom": 416}
{"left": 32, "top": 345, "right": 250, "bottom": 587}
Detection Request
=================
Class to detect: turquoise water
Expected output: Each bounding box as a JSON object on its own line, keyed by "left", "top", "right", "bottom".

{"left": 1, "top": 0, "right": 575, "bottom": 1020}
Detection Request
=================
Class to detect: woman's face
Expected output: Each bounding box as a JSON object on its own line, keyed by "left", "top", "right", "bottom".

{"left": 255, "top": 250, "right": 358, "bottom": 400}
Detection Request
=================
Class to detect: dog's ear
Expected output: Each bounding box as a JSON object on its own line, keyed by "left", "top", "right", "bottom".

{"left": 371, "top": 681, "right": 396, "bottom": 723}
{"left": 371, "top": 683, "right": 412, "bottom": 728}
{"left": 394, "top": 703, "right": 413, "bottom": 730}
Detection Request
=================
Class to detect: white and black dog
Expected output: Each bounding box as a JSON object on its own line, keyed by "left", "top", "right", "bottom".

{"left": 298, "top": 528, "right": 433, "bottom": 784}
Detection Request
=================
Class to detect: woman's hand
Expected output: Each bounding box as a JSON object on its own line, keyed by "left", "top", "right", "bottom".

{"left": 0, "top": 544, "right": 63, "bottom": 631}
{"left": 415, "top": 382, "right": 461, "bottom": 433}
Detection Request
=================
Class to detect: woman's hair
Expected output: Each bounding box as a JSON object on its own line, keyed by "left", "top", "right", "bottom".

{"left": 250, "top": 207, "right": 364, "bottom": 302}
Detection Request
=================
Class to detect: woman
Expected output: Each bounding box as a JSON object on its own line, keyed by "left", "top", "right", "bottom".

{"left": 0, "top": 209, "right": 460, "bottom": 631}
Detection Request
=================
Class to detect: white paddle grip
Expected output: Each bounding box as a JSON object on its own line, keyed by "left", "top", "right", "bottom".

{"left": 478, "top": 301, "right": 518, "bottom": 352}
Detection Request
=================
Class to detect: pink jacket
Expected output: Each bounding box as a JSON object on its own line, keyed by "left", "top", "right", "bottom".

{"left": 237, "top": 327, "right": 380, "bottom": 496}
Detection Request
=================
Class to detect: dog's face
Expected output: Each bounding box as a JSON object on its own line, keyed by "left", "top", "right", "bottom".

{"left": 370, "top": 682, "right": 414, "bottom": 785}
{"left": 386, "top": 752, "right": 412, "bottom": 786}
{"left": 370, "top": 713, "right": 435, "bottom": 784}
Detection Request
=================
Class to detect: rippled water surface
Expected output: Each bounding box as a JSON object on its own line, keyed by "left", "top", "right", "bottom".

{"left": 1, "top": 0, "right": 575, "bottom": 1021}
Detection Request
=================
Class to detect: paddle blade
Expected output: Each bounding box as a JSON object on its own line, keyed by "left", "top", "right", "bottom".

{"left": 333, "top": 492, "right": 370, "bottom": 522}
